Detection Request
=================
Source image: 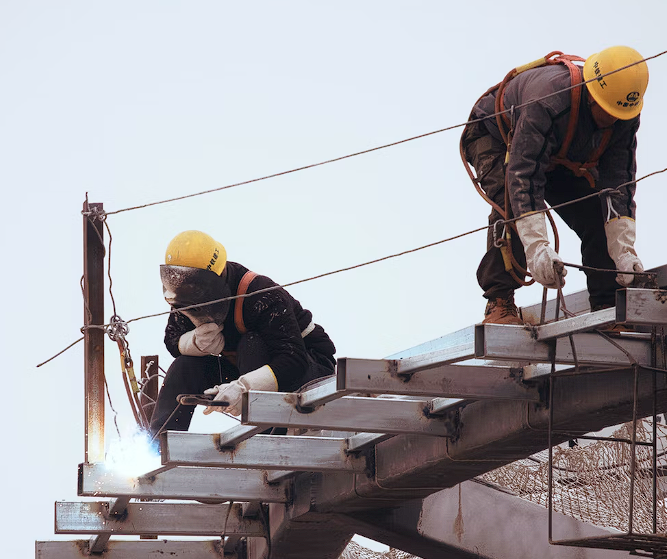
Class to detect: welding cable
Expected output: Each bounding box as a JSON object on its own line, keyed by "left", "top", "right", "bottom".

{"left": 150, "top": 403, "right": 183, "bottom": 443}
{"left": 37, "top": 166, "right": 667, "bottom": 367}
{"left": 562, "top": 262, "right": 658, "bottom": 280}
{"left": 96, "top": 51, "right": 665, "bottom": 218}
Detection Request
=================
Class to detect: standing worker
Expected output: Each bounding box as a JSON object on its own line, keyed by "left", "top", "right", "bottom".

{"left": 150, "top": 230, "right": 336, "bottom": 436}
{"left": 461, "top": 46, "right": 649, "bottom": 324}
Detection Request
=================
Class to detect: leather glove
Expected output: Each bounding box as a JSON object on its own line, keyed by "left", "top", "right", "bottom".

{"left": 516, "top": 212, "right": 567, "bottom": 289}
{"left": 203, "top": 365, "right": 278, "bottom": 416}
{"left": 605, "top": 218, "right": 643, "bottom": 287}
{"left": 178, "top": 323, "right": 225, "bottom": 356}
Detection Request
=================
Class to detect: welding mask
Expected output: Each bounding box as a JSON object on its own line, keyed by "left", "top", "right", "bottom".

{"left": 160, "top": 265, "right": 232, "bottom": 327}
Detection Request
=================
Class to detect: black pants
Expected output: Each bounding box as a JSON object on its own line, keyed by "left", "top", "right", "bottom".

{"left": 149, "top": 332, "right": 334, "bottom": 436}
{"left": 462, "top": 121, "right": 621, "bottom": 309}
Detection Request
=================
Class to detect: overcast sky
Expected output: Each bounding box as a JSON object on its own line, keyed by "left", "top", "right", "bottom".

{"left": 2, "top": 2, "right": 666, "bottom": 557}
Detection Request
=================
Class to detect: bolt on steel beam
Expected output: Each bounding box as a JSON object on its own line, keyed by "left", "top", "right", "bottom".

{"left": 55, "top": 501, "right": 266, "bottom": 537}
{"left": 162, "top": 432, "right": 369, "bottom": 473}
{"left": 78, "top": 462, "right": 289, "bottom": 503}
{"left": 242, "top": 391, "right": 457, "bottom": 436}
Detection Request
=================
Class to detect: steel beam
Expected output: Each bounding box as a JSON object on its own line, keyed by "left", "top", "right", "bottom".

{"left": 534, "top": 307, "right": 616, "bottom": 340}
{"left": 387, "top": 326, "right": 476, "bottom": 365}
{"left": 88, "top": 497, "right": 130, "bottom": 553}
{"left": 265, "top": 470, "right": 296, "bottom": 483}
{"left": 162, "top": 432, "right": 368, "bottom": 473}
{"left": 55, "top": 501, "right": 265, "bottom": 537}
{"left": 346, "top": 433, "right": 394, "bottom": 453}
{"left": 297, "top": 376, "right": 347, "bottom": 408}
{"left": 344, "top": 481, "right": 628, "bottom": 559}
{"left": 617, "top": 288, "right": 667, "bottom": 325}
{"left": 82, "top": 199, "right": 105, "bottom": 464}
{"left": 78, "top": 463, "right": 288, "bottom": 502}
{"left": 475, "top": 323, "right": 653, "bottom": 366}
{"left": 338, "top": 358, "right": 539, "bottom": 401}
{"left": 242, "top": 391, "right": 456, "bottom": 436}
{"left": 36, "top": 540, "right": 226, "bottom": 558}
{"left": 218, "top": 424, "right": 264, "bottom": 447}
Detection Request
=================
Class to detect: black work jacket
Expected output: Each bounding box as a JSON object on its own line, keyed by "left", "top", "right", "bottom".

{"left": 164, "top": 261, "right": 336, "bottom": 391}
{"left": 471, "top": 64, "right": 639, "bottom": 219}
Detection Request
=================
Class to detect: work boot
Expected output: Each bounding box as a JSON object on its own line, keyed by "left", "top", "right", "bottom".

{"left": 483, "top": 295, "right": 523, "bottom": 325}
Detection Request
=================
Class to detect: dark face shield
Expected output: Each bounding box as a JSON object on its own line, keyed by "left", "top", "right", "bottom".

{"left": 160, "top": 265, "right": 231, "bottom": 326}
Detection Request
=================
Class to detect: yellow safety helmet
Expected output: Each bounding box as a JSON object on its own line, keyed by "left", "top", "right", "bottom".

{"left": 165, "top": 230, "right": 227, "bottom": 275}
{"left": 583, "top": 46, "right": 648, "bottom": 120}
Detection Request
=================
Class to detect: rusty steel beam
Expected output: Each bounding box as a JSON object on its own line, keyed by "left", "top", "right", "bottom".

{"left": 82, "top": 199, "right": 105, "bottom": 464}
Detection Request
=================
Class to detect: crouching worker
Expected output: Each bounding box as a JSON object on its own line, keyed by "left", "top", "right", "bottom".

{"left": 149, "top": 230, "right": 336, "bottom": 437}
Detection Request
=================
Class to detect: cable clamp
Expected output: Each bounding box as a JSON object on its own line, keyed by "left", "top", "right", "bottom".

{"left": 81, "top": 206, "right": 108, "bottom": 222}
{"left": 106, "top": 314, "right": 130, "bottom": 342}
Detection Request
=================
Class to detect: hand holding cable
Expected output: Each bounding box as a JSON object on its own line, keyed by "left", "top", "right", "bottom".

{"left": 516, "top": 212, "right": 567, "bottom": 289}
{"left": 605, "top": 218, "right": 643, "bottom": 287}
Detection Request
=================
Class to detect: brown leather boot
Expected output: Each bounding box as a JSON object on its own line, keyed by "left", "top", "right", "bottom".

{"left": 483, "top": 295, "right": 523, "bottom": 325}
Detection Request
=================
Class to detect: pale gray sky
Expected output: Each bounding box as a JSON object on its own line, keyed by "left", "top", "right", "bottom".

{"left": 2, "top": 2, "right": 665, "bottom": 557}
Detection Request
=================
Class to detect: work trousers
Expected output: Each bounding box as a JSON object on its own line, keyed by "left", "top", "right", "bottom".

{"left": 149, "top": 331, "right": 334, "bottom": 437}
{"left": 462, "top": 121, "right": 621, "bottom": 309}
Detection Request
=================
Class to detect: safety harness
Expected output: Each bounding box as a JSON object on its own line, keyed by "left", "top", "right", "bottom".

{"left": 223, "top": 270, "right": 315, "bottom": 363}
{"left": 461, "top": 51, "right": 613, "bottom": 285}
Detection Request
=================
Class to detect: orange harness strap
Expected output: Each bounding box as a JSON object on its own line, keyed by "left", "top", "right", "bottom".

{"left": 234, "top": 271, "right": 258, "bottom": 334}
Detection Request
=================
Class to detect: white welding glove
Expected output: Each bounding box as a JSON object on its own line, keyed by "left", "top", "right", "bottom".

{"left": 178, "top": 323, "right": 225, "bottom": 357}
{"left": 203, "top": 365, "right": 278, "bottom": 416}
{"left": 605, "top": 218, "right": 644, "bottom": 287}
{"left": 516, "top": 212, "right": 567, "bottom": 289}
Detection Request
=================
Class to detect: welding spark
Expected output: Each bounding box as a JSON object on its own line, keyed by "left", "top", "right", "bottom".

{"left": 104, "top": 428, "right": 161, "bottom": 478}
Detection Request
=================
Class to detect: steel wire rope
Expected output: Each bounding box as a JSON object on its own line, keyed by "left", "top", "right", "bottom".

{"left": 98, "top": 51, "right": 666, "bottom": 217}
{"left": 36, "top": 166, "right": 667, "bottom": 367}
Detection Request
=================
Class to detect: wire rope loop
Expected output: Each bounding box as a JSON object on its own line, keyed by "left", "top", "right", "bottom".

{"left": 106, "top": 314, "right": 130, "bottom": 342}
{"left": 81, "top": 206, "right": 108, "bottom": 222}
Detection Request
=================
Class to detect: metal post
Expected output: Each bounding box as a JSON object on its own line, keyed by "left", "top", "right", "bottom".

{"left": 83, "top": 199, "right": 105, "bottom": 464}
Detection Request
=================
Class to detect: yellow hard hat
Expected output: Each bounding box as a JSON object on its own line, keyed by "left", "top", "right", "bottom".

{"left": 583, "top": 46, "right": 648, "bottom": 120}
{"left": 165, "top": 230, "right": 227, "bottom": 275}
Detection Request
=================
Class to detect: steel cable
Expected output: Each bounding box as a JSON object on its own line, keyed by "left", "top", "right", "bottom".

{"left": 37, "top": 166, "right": 667, "bottom": 367}
{"left": 98, "top": 51, "right": 666, "bottom": 217}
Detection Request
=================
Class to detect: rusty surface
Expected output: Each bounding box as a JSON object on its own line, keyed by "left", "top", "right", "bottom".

{"left": 83, "top": 199, "right": 105, "bottom": 464}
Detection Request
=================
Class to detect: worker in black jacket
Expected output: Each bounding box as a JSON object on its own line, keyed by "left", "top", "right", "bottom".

{"left": 461, "top": 46, "right": 649, "bottom": 324}
{"left": 149, "top": 230, "right": 336, "bottom": 436}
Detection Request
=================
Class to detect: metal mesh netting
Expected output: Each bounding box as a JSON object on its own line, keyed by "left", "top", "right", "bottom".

{"left": 339, "top": 541, "right": 421, "bottom": 559}
{"left": 478, "top": 419, "right": 667, "bottom": 533}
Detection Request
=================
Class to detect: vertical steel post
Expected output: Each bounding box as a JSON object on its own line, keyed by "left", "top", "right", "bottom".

{"left": 83, "top": 199, "right": 105, "bottom": 463}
